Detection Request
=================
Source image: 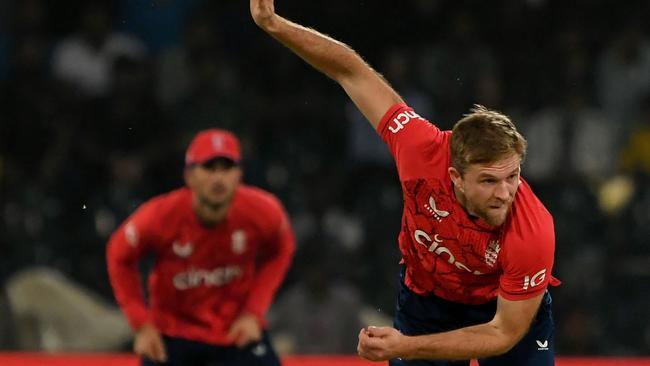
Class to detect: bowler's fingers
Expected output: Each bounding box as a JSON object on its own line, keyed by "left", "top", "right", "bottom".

{"left": 366, "top": 326, "right": 392, "bottom": 338}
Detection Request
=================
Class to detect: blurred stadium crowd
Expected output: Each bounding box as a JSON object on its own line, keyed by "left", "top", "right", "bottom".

{"left": 1, "top": 0, "right": 649, "bottom": 356}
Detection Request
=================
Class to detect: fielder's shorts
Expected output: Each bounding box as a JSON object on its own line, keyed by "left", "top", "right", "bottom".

{"left": 141, "top": 331, "right": 281, "bottom": 366}
{"left": 391, "top": 269, "right": 555, "bottom": 366}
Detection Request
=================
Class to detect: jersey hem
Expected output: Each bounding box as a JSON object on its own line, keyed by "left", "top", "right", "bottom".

{"left": 498, "top": 286, "right": 547, "bottom": 301}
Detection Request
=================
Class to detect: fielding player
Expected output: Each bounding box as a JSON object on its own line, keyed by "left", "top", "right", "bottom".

{"left": 107, "top": 129, "right": 295, "bottom": 366}
{"left": 250, "top": 1, "right": 560, "bottom": 365}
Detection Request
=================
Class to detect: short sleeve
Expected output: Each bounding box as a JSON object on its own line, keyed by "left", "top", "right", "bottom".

{"left": 499, "top": 190, "right": 556, "bottom": 300}
{"left": 376, "top": 103, "right": 450, "bottom": 181}
{"left": 106, "top": 198, "right": 163, "bottom": 330}
{"left": 110, "top": 200, "right": 161, "bottom": 256}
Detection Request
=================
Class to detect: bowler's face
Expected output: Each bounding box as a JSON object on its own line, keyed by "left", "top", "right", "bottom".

{"left": 451, "top": 154, "right": 521, "bottom": 226}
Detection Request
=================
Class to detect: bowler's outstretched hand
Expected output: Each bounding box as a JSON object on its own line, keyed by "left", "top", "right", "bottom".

{"left": 250, "top": 0, "right": 276, "bottom": 29}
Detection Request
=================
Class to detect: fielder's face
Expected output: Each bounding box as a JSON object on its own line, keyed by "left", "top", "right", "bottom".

{"left": 451, "top": 154, "right": 521, "bottom": 227}
{"left": 185, "top": 158, "right": 242, "bottom": 209}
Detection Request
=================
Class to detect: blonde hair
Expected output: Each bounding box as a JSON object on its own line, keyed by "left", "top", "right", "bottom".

{"left": 450, "top": 105, "right": 527, "bottom": 175}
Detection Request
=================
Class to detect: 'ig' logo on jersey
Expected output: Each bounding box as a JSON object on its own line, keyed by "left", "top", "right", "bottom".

{"left": 523, "top": 269, "right": 546, "bottom": 290}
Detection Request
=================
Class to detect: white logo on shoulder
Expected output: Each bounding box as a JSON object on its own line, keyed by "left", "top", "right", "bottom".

{"left": 232, "top": 230, "right": 247, "bottom": 254}
{"left": 172, "top": 241, "right": 194, "bottom": 258}
{"left": 536, "top": 340, "right": 549, "bottom": 350}
{"left": 125, "top": 222, "right": 139, "bottom": 247}
{"left": 523, "top": 269, "right": 547, "bottom": 290}
{"left": 388, "top": 110, "right": 425, "bottom": 134}
{"left": 424, "top": 196, "right": 450, "bottom": 222}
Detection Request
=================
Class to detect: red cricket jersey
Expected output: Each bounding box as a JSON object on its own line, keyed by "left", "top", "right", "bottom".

{"left": 378, "top": 103, "right": 559, "bottom": 305}
{"left": 106, "top": 185, "right": 295, "bottom": 345}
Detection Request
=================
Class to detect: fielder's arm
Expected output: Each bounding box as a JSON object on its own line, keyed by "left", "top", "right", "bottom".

{"left": 250, "top": 0, "right": 403, "bottom": 128}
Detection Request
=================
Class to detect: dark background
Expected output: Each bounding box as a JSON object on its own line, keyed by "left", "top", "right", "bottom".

{"left": 1, "top": 0, "right": 649, "bottom": 355}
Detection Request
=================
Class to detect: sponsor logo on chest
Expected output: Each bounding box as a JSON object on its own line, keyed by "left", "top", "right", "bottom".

{"left": 413, "top": 229, "right": 484, "bottom": 275}
{"left": 414, "top": 196, "right": 503, "bottom": 275}
{"left": 172, "top": 265, "right": 242, "bottom": 290}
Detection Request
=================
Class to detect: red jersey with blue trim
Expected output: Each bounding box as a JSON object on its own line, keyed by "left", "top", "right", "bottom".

{"left": 377, "top": 103, "right": 559, "bottom": 305}
{"left": 106, "top": 185, "right": 295, "bottom": 345}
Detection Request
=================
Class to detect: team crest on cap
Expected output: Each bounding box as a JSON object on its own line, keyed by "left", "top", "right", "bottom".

{"left": 125, "top": 222, "right": 139, "bottom": 247}
{"left": 231, "top": 230, "right": 247, "bottom": 254}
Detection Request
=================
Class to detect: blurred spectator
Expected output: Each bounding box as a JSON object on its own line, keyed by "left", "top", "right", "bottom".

{"left": 117, "top": 0, "right": 201, "bottom": 54}
{"left": 84, "top": 55, "right": 171, "bottom": 164}
{"left": 0, "top": 279, "right": 18, "bottom": 349}
{"left": 156, "top": 10, "right": 220, "bottom": 109}
{"left": 1, "top": 33, "right": 55, "bottom": 183}
{"left": 347, "top": 47, "right": 433, "bottom": 167}
{"left": 596, "top": 22, "right": 650, "bottom": 144}
{"left": 51, "top": 0, "right": 146, "bottom": 97}
{"left": 416, "top": 9, "right": 499, "bottom": 127}
{"left": 174, "top": 40, "right": 246, "bottom": 143}
{"left": 269, "top": 239, "right": 388, "bottom": 354}
{"left": 620, "top": 94, "right": 650, "bottom": 175}
{"left": 520, "top": 90, "right": 615, "bottom": 183}
{"left": 601, "top": 175, "right": 650, "bottom": 353}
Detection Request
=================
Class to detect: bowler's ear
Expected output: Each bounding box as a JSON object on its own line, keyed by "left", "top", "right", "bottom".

{"left": 448, "top": 166, "right": 462, "bottom": 187}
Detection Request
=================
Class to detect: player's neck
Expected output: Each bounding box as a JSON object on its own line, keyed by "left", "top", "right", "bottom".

{"left": 453, "top": 185, "right": 479, "bottom": 220}
{"left": 453, "top": 185, "right": 469, "bottom": 211}
{"left": 192, "top": 197, "right": 230, "bottom": 227}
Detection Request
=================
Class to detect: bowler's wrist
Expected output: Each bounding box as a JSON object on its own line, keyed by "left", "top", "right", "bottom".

{"left": 254, "top": 13, "right": 277, "bottom": 31}
{"left": 399, "top": 334, "right": 418, "bottom": 360}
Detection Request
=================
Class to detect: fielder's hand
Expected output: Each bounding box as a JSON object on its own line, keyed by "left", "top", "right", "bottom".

{"left": 228, "top": 313, "right": 262, "bottom": 348}
{"left": 134, "top": 323, "right": 167, "bottom": 363}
